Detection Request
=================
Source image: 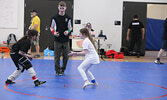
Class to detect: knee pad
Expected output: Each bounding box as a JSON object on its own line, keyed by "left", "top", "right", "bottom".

{"left": 8, "top": 69, "right": 22, "bottom": 81}
{"left": 27, "top": 67, "right": 36, "bottom": 77}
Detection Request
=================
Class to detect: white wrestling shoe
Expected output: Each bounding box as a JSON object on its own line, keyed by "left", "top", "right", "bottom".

{"left": 93, "top": 82, "right": 98, "bottom": 86}
{"left": 83, "top": 82, "right": 94, "bottom": 89}
{"left": 154, "top": 60, "right": 164, "bottom": 64}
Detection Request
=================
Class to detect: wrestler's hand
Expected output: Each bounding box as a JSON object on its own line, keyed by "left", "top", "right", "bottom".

{"left": 27, "top": 54, "right": 33, "bottom": 61}
{"left": 68, "top": 51, "right": 77, "bottom": 56}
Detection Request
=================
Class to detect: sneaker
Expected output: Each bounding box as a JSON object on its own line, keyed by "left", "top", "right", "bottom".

{"left": 59, "top": 71, "right": 64, "bottom": 76}
{"left": 155, "top": 60, "right": 164, "bottom": 64}
{"left": 129, "top": 51, "right": 133, "bottom": 56}
{"left": 34, "top": 54, "right": 40, "bottom": 58}
{"left": 34, "top": 80, "right": 46, "bottom": 86}
{"left": 83, "top": 82, "right": 94, "bottom": 89}
{"left": 56, "top": 72, "right": 60, "bottom": 76}
{"left": 137, "top": 53, "right": 140, "bottom": 58}
{"left": 5, "top": 79, "right": 15, "bottom": 84}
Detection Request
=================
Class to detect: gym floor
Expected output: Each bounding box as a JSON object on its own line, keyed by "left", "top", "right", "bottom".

{"left": 1, "top": 53, "right": 167, "bottom": 100}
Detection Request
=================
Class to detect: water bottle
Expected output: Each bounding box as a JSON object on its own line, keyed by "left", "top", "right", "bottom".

{"left": 48, "top": 52, "right": 51, "bottom": 57}
{"left": 1, "top": 51, "right": 4, "bottom": 59}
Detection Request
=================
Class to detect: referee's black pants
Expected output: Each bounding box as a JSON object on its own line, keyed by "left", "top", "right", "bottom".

{"left": 54, "top": 41, "right": 69, "bottom": 73}
{"left": 129, "top": 36, "right": 142, "bottom": 53}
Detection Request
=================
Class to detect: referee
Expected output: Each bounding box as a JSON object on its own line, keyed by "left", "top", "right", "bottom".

{"left": 126, "top": 15, "right": 145, "bottom": 58}
{"left": 50, "top": 1, "right": 72, "bottom": 75}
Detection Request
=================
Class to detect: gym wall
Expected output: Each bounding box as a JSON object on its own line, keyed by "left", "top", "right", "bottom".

{"left": 74, "top": 0, "right": 167, "bottom": 51}
{"left": 0, "top": 0, "right": 24, "bottom": 44}
{"left": 146, "top": 4, "right": 167, "bottom": 50}
{"left": 1, "top": 0, "right": 167, "bottom": 52}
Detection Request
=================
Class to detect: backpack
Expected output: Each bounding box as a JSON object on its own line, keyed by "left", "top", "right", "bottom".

{"left": 7, "top": 33, "right": 17, "bottom": 44}
{"left": 99, "top": 48, "right": 106, "bottom": 61}
{"left": 7, "top": 33, "right": 17, "bottom": 49}
{"left": 114, "top": 52, "right": 124, "bottom": 59}
{"left": 105, "top": 49, "right": 124, "bottom": 59}
{"left": 100, "top": 49, "right": 106, "bottom": 55}
{"left": 120, "top": 47, "right": 129, "bottom": 56}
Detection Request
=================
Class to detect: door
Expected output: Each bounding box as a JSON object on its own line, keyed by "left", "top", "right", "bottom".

{"left": 24, "top": 0, "right": 73, "bottom": 52}
{"left": 122, "top": 2, "right": 147, "bottom": 56}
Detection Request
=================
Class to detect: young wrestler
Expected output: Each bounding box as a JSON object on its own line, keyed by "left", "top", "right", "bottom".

{"left": 68, "top": 28, "right": 99, "bottom": 89}
{"left": 5, "top": 30, "right": 46, "bottom": 86}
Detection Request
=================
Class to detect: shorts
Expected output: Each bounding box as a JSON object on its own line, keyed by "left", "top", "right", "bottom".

{"left": 10, "top": 53, "right": 32, "bottom": 71}
{"left": 33, "top": 33, "right": 40, "bottom": 46}
{"left": 161, "top": 40, "right": 167, "bottom": 50}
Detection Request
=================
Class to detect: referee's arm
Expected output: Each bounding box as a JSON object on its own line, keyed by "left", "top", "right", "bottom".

{"left": 50, "top": 19, "right": 56, "bottom": 32}
{"left": 126, "top": 28, "right": 131, "bottom": 41}
{"left": 68, "top": 19, "right": 73, "bottom": 31}
{"left": 50, "top": 19, "right": 59, "bottom": 37}
{"left": 142, "top": 28, "right": 145, "bottom": 40}
{"left": 64, "top": 19, "right": 73, "bottom": 36}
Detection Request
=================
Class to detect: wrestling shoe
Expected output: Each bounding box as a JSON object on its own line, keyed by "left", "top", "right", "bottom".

{"left": 34, "top": 80, "right": 46, "bottom": 86}
{"left": 93, "top": 82, "right": 99, "bottom": 86}
{"left": 154, "top": 60, "right": 164, "bottom": 64}
{"left": 83, "top": 82, "right": 94, "bottom": 89}
{"left": 5, "top": 79, "right": 15, "bottom": 84}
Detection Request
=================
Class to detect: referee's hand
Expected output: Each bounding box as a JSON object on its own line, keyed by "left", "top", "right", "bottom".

{"left": 64, "top": 30, "right": 68, "bottom": 36}
{"left": 142, "top": 36, "right": 144, "bottom": 40}
{"left": 126, "top": 36, "right": 130, "bottom": 41}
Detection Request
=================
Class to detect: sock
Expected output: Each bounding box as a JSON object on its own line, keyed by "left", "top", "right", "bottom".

{"left": 157, "top": 58, "right": 160, "bottom": 61}
{"left": 32, "top": 76, "right": 38, "bottom": 81}
{"left": 91, "top": 79, "right": 96, "bottom": 83}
